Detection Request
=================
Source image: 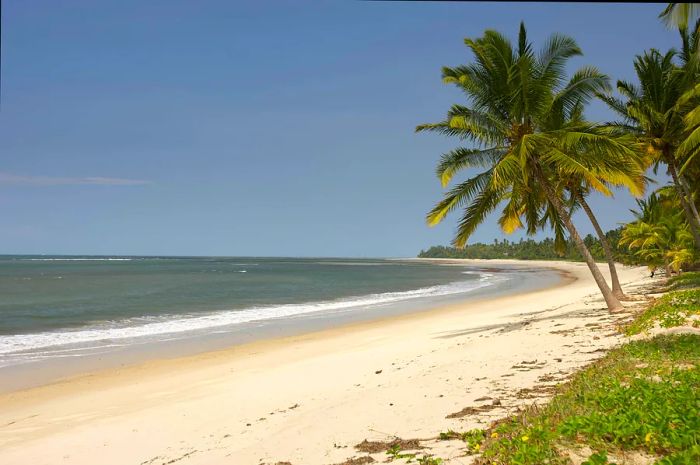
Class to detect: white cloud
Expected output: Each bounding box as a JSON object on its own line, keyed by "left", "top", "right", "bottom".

{"left": 0, "top": 172, "right": 151, "bottom": 186}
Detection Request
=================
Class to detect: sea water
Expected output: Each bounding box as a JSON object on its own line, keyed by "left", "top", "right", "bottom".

{"left": 0, "top": 256, "right": 561, "bottom": 386}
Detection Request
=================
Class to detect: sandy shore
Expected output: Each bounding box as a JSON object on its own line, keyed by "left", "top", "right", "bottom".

{"left": 0, "top": 260, "right": 651, "bottom": 465}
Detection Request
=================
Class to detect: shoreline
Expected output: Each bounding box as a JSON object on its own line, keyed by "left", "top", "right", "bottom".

{"left": 0, "top": 260, "right": 564, "bottom": 393}
{"left": 0, "top": 260, "right": 650, "bottom": 465}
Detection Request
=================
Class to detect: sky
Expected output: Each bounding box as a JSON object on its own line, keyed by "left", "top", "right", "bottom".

{"left": 0, "top": 1, "right": 681, "bottom": 257}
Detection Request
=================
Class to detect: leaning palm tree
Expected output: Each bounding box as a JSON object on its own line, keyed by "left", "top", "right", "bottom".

{"left": 417, "top": 24, "right": 643, "bottom": 311}
{"left": 598, "top": 48, "right": 700, "bottom": 249}
{"left": 517, "top": 102, "right": 644, "bottom": 299}
{"left": 499, "top": 170, "right": 640, "bottom": 301}
{"left": 565, "top": 180, "right": 636, "bottom": 299}
{"left": 555, "top": 103, "right": 646, "bottom": 300}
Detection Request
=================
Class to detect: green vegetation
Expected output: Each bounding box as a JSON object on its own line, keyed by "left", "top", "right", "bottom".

{"left": 599, "top": 22, "right": 700, "bottom": 258}
{"left": 626, "top": 289, "right": 700, "bottom": 336}
{"left": 625, "top": 268, "right": 700, "bottom": 338}
{"left": 438, "top": 429, "right": 486, "bottom": 454}
{"left": 475, "top": 334, "right": 700, "bottom": 465}
{"left": 668, "top": 271, "right": 700, "bottom": 290}
{"left": 620, "top": 191, "right": 698, "bottom": 275}
{"left": 419, "top": 228, "right": 638, "bottom": 263}
{"left": 382, "top": 329, "right": 700, "bottom": 465}
{"left": 385, "top": 445, "right": 443, "bottom": 464}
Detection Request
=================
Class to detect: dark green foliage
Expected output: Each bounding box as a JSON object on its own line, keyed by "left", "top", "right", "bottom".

{"left": 418, "top": 227, "right": 639, "bottom": 263}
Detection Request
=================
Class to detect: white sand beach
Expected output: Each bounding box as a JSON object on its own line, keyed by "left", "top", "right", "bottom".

{"left": 0, "top": 260, "right": 651, "bottom": 465}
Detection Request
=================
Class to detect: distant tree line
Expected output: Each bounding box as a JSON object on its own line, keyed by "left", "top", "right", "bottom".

{"left": 418, "top": 227, "right": 639, "bottom": 264}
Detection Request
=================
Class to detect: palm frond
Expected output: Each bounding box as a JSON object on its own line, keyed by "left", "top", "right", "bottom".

{"left": 435, "top": 147, "right": 505, "bottom": 187}
{"left": 426, "top": 169, "right": 494, "bottom": 226}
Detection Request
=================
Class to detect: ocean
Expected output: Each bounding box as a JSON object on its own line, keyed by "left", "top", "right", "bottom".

{"left": 0, "top": 256, "right": 561, "bottom": 387}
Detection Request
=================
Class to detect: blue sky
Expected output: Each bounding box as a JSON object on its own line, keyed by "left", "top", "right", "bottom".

{"left": 0, "top": 1, "right": 679, "bottom": 257}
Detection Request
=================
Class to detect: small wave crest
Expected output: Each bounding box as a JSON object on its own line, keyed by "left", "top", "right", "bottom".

{"left": 17, "top": 258, "right": 134, "bottom": 261}
{"left": 461, "top": 270, "right": 495, "bottom": 282}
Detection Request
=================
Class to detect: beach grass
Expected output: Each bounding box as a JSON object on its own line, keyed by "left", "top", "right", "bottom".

{"left": 625, "top": 273, "right": 700, "bottom": 335}
{"left": 624, "top": 289, "right": 700, "bottom": 336}
{"left": 472, "top": 333, "right": 700, "bottom": 465}
{"left": 666, "top": 272, "right": 700, "bottom": 291}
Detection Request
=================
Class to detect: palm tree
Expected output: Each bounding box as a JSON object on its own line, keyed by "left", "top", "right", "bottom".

{"left": 598, "top": 48, "right": 700, "bottom": 249}
{"left": 620, "top": 221, "right": 665, "bottom": 273}
{"left": 675, "top": 22, "right": 700, "bottom": 200}
{"left": 675, "top": 20, "right": 700, "bottom": 228}
{"left": 660, "top": 3, "right": 700, "bottom": 31}
{"left": 677, "top": 84, "right": 700, "bottom": 173}
{"left": 509, "top": 174, "right": 641, "bottom": 301}
{"left": 417, "top": 24, "right": 643, "bottom": 311}
{"left": 631, "top": 190, "right": 665, "bottom": 224}
{"left": 534, "top": 105, "right": 644, "bottom": 300}
{"left": 621, "top": 194, "right": 695, "bottom": 275}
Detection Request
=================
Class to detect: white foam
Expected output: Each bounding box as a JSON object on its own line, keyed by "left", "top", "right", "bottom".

{"left": 462, "top": 270, "right": 494, "bottom": 282}
{"left": 18, "top": 258, "right": 133, "bottom": 261}
{"left": 0, "top": 273, "right": 508, "bottom": 360}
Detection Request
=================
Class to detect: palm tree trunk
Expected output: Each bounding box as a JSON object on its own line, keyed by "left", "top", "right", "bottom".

{"left": 679, "top": 174, "right": 700, "bottom": 227}
{"left": 576, "top": 193, "right": 627, "bottom": 300}
{"left": 668, "top": 161, "right": 700, "bottom": 249}
{"left": 536, "top": 172, "right": 623, "bottom": 312}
